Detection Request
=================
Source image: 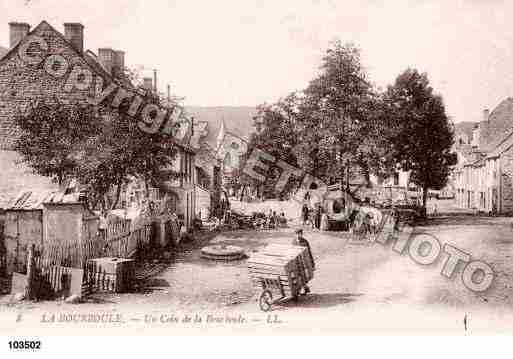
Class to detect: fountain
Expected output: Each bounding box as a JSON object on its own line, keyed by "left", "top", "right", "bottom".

{"left": 200, "top": 244, "right": 246, "bottom": 261}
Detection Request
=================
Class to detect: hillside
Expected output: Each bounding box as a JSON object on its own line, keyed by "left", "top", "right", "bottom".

{"left": 454, "top": 121, "right": 475, "bottom": 142}
{"left": 185, "top": 106, "right": 257, "bottom": 148}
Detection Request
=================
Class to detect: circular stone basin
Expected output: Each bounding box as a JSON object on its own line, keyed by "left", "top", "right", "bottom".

{"left": 201, "top": 245, "right": 246, "bottom": 261}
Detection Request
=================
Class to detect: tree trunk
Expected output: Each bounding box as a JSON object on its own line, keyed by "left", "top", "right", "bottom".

{"left": 421, "top": 183, "right": 428, "bottom": 219}
{"left": 111, "top": 180, "right": 122, "bottom": 210}
{"left": 144, "top": 178, "right": 150, "bottom": 199}
{"left": 25, "top": 244, "right": 36, "bottom": 300}
{"left": 240, "top": 184, "right": 247, "bottom": 202}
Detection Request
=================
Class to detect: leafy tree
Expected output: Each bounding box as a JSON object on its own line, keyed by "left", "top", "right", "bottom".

{"left": 240, "top": 41, "right": 396, "bottom": 200}
{"left": 14, "top": 66, "right": 182, "bottom": 212}
{"left": 241, "top": 94, "right": 302, "bottom": 199}
{"left": 13, "top": 98, "right": 101, "bottom": 186}
{"left": 293, "top": 41, "right": 395, "bottom": 190}
{"left": 75, "top": 107, "right": 179, "bottom": 211}
{"left": 385, "top": 68, "right": 457, "bottom": 214}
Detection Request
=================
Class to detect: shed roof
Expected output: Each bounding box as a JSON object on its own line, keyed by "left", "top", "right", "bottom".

{"left": 6, "top": 190, "right": 81, "bottom": 210}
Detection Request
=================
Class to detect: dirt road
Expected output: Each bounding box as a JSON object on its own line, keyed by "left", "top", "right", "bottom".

{"left": 2, "top": 203, "right": 513, "bottom": 334}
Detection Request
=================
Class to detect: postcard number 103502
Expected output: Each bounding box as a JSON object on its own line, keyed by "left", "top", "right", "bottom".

{"left": 8, "top": 340, "right": 41, "bottom": 350}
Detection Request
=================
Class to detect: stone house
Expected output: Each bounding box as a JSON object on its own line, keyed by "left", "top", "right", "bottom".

{"left": 454, "top": 99, "right": 513, "bottom": 214}
{"left": 483, "top": 132, "right": 513, "bottom": 214}
{"left": 0, "top": 21, "right": 196, "bottom": 229}
{"left": 0, "top": 21, "right": 132, "bottom": 207}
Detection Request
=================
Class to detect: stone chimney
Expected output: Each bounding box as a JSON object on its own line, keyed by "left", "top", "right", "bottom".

{"left": 113, "top": 50, "right": 125, "bottom": 75}
{"left": 483, "top": 108, "right": 490, "bottom": 122}
{"left": 64, "top": 23, "right": 84, "bottom": 53}
{"left": 143, "top": 77, "right": 153, "bottom": 92}
{"left": 98, "top": 48, "right": 115, "bottom": 75}
{"left": 9, "top": 22, "right": 30, "bottom": 48}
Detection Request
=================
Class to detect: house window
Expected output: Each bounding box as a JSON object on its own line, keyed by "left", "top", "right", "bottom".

{"left": 393, "top": 173, "right": 399, "bottom": 186}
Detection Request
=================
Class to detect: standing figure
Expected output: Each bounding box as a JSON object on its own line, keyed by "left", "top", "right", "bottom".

{"left": 302, "top": 203, "right": 310, "bottom": 226}
{"left": 320, "top": 212, "right": 329, "bottom": 231}
{"left": 292, "top": 229, "right": 315, "bottom": 294}
{"left": 314, "top": 204, "right": 322, "bottom": 230}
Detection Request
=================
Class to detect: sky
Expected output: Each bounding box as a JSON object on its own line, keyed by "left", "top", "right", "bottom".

{"left": 1, "top": 0, "right": 513, "bottom": 123}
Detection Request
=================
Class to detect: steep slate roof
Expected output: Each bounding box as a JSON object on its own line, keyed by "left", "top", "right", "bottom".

{"left": 0, "top": 21, "right": 144, "bottom": 149}
{"left": 487, "top": 129, "right": 513, "bottom": 159}
{"left": 184, "top": 106, "right": 257, "bottom": 149}
{"left": 478, "top": 98, "right": 513, "bottom": 152}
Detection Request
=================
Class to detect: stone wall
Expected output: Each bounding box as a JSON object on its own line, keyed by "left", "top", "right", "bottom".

{"left": 0, "top": 22, "right": 104, "bottom": 149}
{"left": 500, "top": 147, "right": 513, "bottom": 214}
{"left": 0, "top": 22, "right": 122, "bottom": 207}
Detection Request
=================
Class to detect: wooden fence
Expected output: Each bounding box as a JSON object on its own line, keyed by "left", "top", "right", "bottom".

{"left": 0, "top": 252, "right": 6, "bottom": 278}
{"left": 0, "top": 221, "right": 5, "bottom": 277}
{"left": 34, "top": 223, "right": 152, "bottom": 269}
{"left": 18, "top": 223, "right": 152, "bottom": 298}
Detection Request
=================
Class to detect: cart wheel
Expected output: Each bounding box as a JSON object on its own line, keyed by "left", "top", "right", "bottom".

{"left": 259, "top": 290, "right": 273, "bottom": 312}
{"left": 300, "top": 285, "right": 311, "bottom": 296}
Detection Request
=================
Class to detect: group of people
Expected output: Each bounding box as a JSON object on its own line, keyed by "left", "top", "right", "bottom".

{"left": 301, "top": 203, "right": 329, "bottom": 231}
{"left": 255, "top": 210, "right": 287, "bottom": 230}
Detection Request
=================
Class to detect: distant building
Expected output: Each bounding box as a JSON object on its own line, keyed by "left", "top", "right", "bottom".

{"left": 186, "top": 106, "right": 255, "bottom": 176}
{"left": 185, "top": 106, "right": 256, "bottom": 216}
{"left": 454, "top": 100, "right": 513, "bottom": 214}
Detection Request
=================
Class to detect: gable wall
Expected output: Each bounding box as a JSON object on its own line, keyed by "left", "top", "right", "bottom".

{"left": 0, "top": 22, "right": 115, "bottom": 149}
{"left": 0, "top": 23, "right": 119, "bottom": 208}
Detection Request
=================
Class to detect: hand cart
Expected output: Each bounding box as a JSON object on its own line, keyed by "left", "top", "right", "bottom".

{"left": 247, "top": 244, "right": 315, "bottom": 311}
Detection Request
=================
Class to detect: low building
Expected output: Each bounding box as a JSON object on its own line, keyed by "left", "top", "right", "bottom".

{"left": 3, "top": 190, "right": 97, "bottom": 272}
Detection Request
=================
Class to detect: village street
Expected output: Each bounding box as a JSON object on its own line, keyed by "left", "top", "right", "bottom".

{"left": 2, "top": 199, "right": 513, "bottom": 334}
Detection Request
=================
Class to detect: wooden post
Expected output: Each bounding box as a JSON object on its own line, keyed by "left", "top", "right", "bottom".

{"left": 25, "top": 244, "right": 36, "bottom": 300}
